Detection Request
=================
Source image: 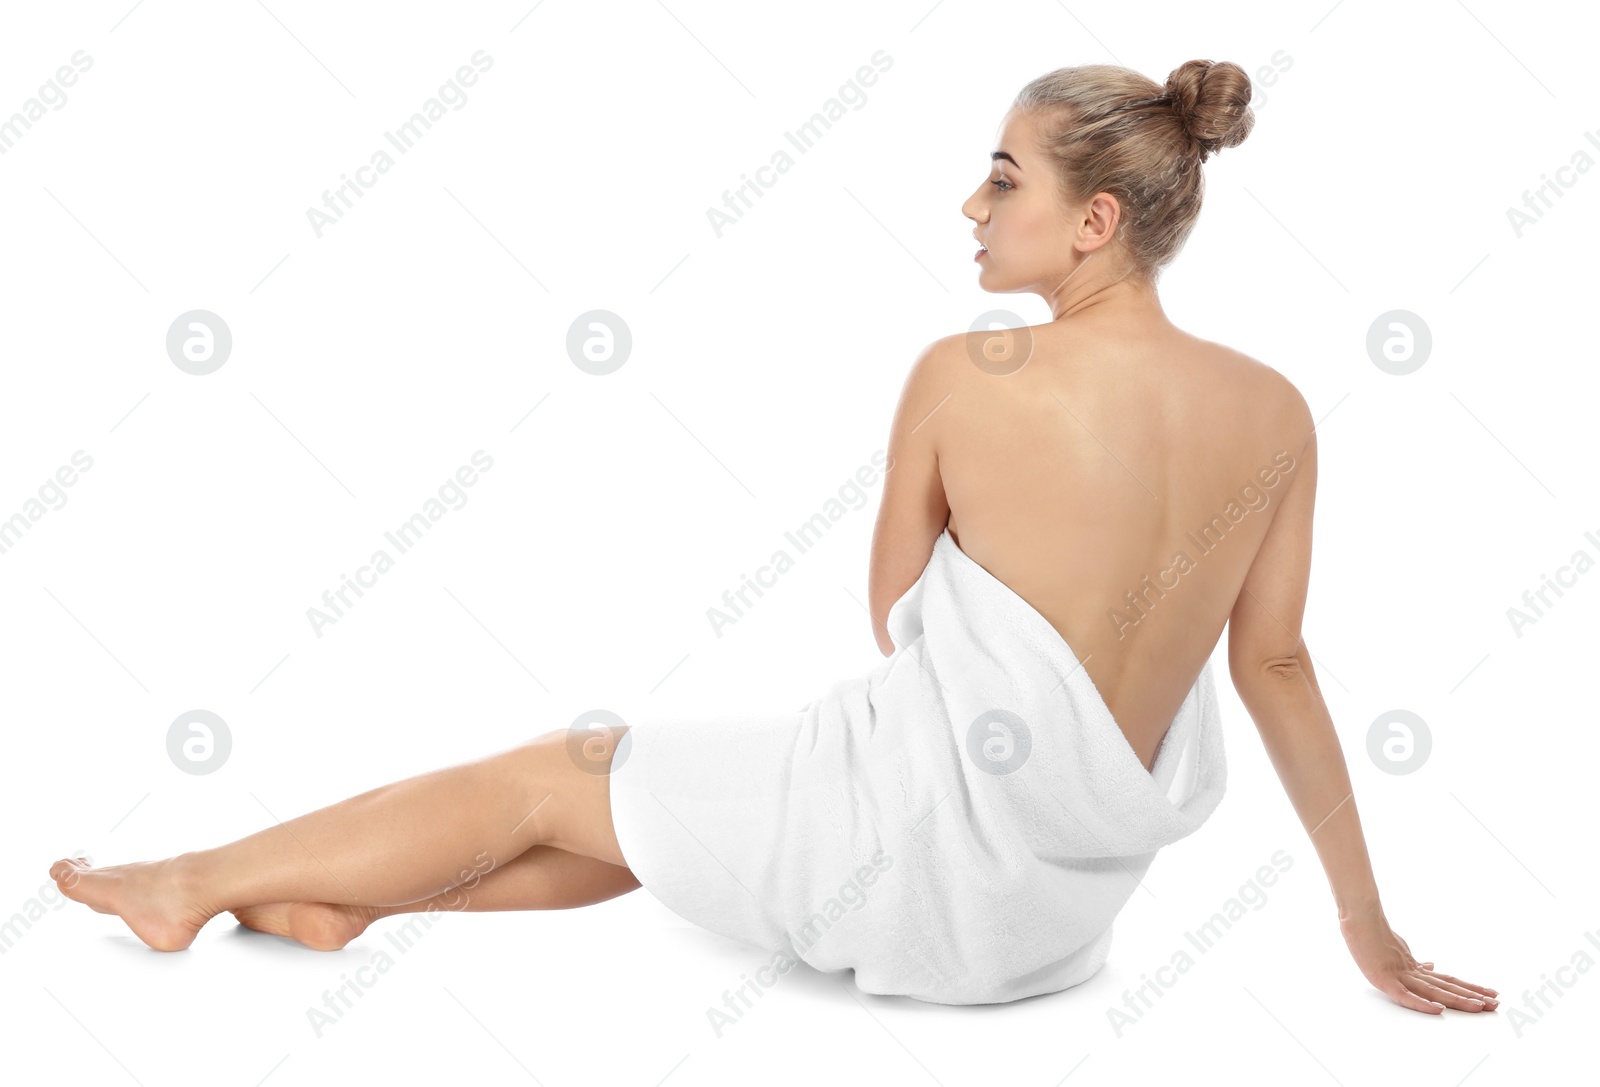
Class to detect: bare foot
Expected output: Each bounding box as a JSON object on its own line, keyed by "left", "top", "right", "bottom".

{"left": 230, "top": 901, "right": 382, "bottom": 951}
{"left": 48, "top": 855, "right": 217, "bottom": 952}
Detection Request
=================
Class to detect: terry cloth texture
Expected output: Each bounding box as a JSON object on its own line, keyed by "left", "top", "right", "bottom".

{"left": 608, "top": 527, "right": 1227, "bottom": 1004}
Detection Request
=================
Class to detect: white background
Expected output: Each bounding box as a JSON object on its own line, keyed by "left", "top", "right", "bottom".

{"left": 1, "top": 0, "right": 1594, "bottom": 1084}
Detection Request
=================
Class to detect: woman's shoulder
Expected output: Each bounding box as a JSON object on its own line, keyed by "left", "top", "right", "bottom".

{"left": 915, "top": 324, "right": 1315, "bottom": 446}
{"left": 1187, "top": 336, "right": 1315, "bottom": 439}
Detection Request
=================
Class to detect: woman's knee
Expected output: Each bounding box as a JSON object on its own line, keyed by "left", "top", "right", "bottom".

{"left": 520, "top": 727, "right": 629, "bottom": 865}
{"left": 534, "top": 722, "right": 629, "bottom": 778}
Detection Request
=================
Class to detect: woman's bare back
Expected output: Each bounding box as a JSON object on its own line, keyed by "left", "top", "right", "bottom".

{"left": 933, "top": 317, "right": 1308, "bottom": 772}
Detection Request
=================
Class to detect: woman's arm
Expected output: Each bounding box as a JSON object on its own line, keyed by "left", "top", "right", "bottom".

{"left": 1227, "top": 417, "right": 1498, "bottom": 1015}
{"left": 1236, "top": 640, "right": 1379, "bottom": 914}
{"left": 867, "top": 339, "right": 953, "bottom": 656}
{"left": 1229, "top": 426, "right": 1382, "bottom": 912}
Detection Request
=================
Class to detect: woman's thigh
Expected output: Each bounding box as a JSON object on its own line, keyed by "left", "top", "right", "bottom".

{"left": 523, "top": 724, "right": 631, "bottom": 866}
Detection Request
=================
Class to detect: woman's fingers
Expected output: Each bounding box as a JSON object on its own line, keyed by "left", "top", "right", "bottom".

{"left": 1422, "top": 968, "right": 1497, "bottom": 999}
{"left": 1406, "top": 974, "right": 1489, "bottom": 1011}
{"left": 1425, "top": 976, "right": 1499, "bottom": 1008}
{"left": 1388, "top": 981, "right": 1443, "bottom": 1014}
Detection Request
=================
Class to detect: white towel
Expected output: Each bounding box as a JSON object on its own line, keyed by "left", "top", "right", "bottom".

{"left": 608, "top": 526, "right": 1227, "bottom": 1005}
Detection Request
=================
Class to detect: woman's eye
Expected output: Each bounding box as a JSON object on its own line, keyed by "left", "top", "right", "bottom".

{"left": 990, "top": 178, "right": 1013, "bottom": 191}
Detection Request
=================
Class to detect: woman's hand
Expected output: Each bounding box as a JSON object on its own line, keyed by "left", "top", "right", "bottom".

{"left": 1338, "top": 905, "right": 1499, "bottom": 1014}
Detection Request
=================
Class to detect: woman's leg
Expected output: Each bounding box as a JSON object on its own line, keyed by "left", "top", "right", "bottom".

{"left": 231, "top": 845, "right": 642, "bottom": 951}
{"left": 49, "top": 727, "right": 629, "bottom": 951}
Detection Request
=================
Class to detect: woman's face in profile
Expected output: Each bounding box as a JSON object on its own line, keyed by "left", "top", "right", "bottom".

{"left": 963, "top": 108, "right": 1114, "bottom": 294}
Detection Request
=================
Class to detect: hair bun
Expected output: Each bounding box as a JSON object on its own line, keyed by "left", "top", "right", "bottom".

{"left": 1163, "top": 59, "right": 1254, "bottom": 162}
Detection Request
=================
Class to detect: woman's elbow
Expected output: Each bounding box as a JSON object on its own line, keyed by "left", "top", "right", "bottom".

{"left": 871, "top": 612, "right": 896, "bottom": 656}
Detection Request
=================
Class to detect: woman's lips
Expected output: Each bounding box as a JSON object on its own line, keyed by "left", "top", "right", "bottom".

{"left": 975, "top": 246, "right": 987, "bottom": 261}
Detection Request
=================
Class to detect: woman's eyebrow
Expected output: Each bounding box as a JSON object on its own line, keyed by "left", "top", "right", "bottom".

{"left": 991, "top": 150, "right": 1022, "bottom": 169}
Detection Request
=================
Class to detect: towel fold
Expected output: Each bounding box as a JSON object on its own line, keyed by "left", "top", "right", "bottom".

{"left": 608, "top": 526, "right": 1227, "bottom": 1004}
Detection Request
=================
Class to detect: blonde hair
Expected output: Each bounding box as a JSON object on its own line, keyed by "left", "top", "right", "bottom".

{"left": 1012, "top": 60, "right": 1255, "bottom": 283}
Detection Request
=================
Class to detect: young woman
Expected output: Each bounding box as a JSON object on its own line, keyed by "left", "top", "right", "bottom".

{"left": 51, "top": 59, "right": 1497, "bottom": 1015}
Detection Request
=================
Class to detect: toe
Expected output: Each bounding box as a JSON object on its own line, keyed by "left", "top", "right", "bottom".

{"left": 51, "top": 858, "right": 91, "bottom": 892}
